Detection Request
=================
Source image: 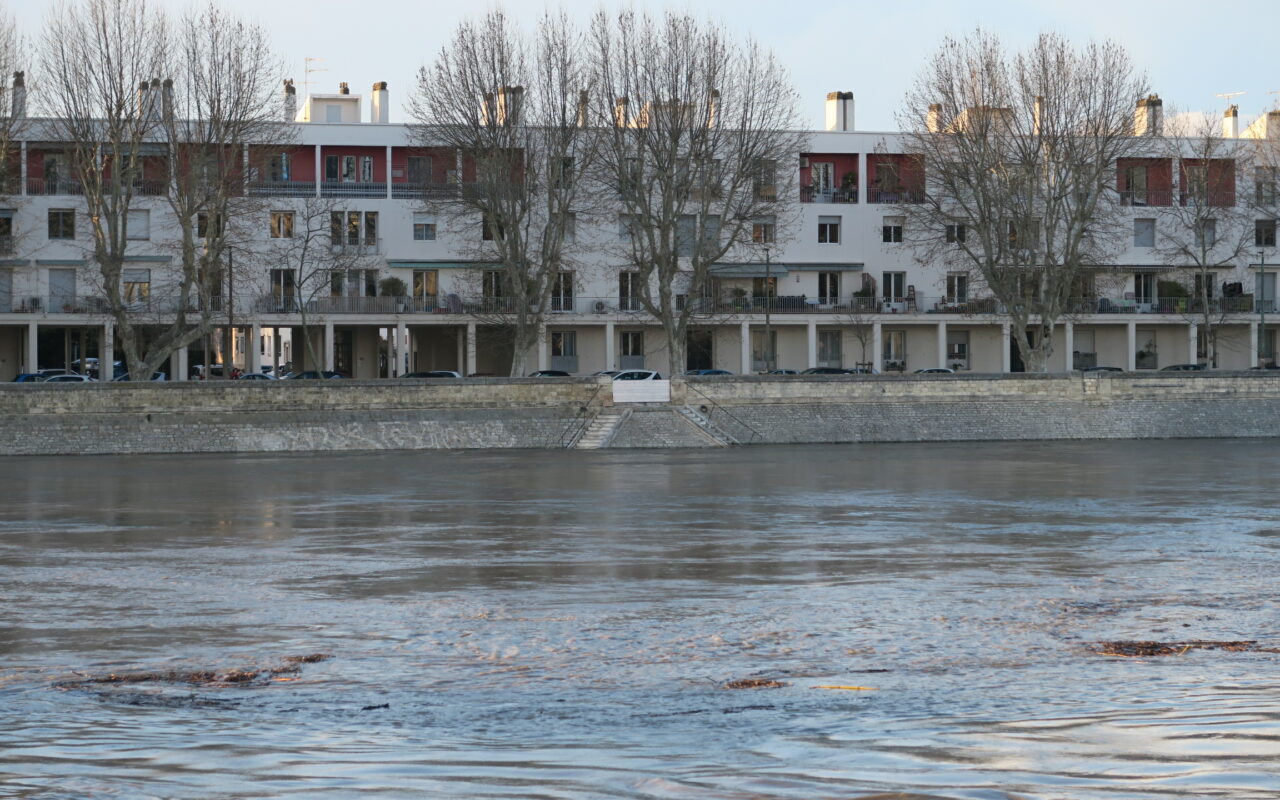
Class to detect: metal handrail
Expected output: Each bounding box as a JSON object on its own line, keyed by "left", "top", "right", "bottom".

{"left": 556, "top": 382, "right": 604, "bottom": 448}
{"left": 683, "top": 381, "right": 761, "bottom": 444}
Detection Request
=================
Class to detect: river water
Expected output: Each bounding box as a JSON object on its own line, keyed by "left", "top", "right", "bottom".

{"left": 1, "top": 442, "right": 1278, "bottom": 799}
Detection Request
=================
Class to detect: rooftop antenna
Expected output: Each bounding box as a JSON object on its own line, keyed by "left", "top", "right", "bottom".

{"left": 1216, "top": 90, "right": 1245, "bottom": 107}
{"left": 303, "top": 57, "right": 327, "bottom": 93}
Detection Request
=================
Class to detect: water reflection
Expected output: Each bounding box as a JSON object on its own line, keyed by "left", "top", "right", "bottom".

{"left": 2, "top": 441, "right": 1279, "bottom": 798}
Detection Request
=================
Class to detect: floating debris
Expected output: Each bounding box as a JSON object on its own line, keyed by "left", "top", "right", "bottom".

{"left": 723, "top": 678, "right": 786, "bottom": 689}
{"left": 1092, "top": 640, "right": 1280, "bottom": 657}
{"left": 54, "top": 653, "right": 332, "bottom": 691}
{"left": 361, "top": 703, "right": 390, "bottom": 711}
{"left": 814, "top": 685, "right": 876, "bottom": 691}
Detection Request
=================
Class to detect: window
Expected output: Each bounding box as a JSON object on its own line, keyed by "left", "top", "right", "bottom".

{"left": 1194, "top": 272, "right": 1217, "bottom": 300}
{"left": 551, "top": 271, "right": 574, "bottom": 311}
{"left": 752, "top": 216, "right": 776, "bottom": 244}
{"left": 412, "top": 269, "right": 438, "bottom": 300}
{"left": 817, "top": 330, "right": 841, "bottom": 366}
{"left": 882, "top": 215, "right": 904, "bottom": 243}
{"left": 883, "top": 329, "right": 906, "bottom": 366}
{"left": 818, "top": 272, "right": 840, "bottom": 303}
{"left": 1196, "top": 218, "right": 1216, "bottom": 248}
{"left": 126, "top": 209, "right": 150, "bottom": 240}
{"left": 1256, "top": 219, "right": 1277, "bottom": 248}
{"left": 882, "top": 271, "right": 906, "bottom": 300}
{"left": 360, "top": 156, "right": 374, "bottom": 183}
{"left": 619, "top": 272, "right": 642, "bottom": 311}
{"left": 753, "top": 158, "right": 777, "bottom": 201}
{"left": 946, "top": 331, "right": 970, "bottom": 369}
{"left": 618, "top": 214, "right": 639, "bottom": 240}
{"left": 1008, "top": 218, "right": 1041, "bottom": 249}
{"left": 1257, "top": 271, "right": 1277, "bottom": 313}
{"left": 197, "top": 213, "right": 223, "bottom": 238}
{"left": 1125, "top": 164, "right": 1148, "bottom": 205}
{"left": 550, "top": 331, "right": 576, "bottom": 357}
{"left": 552, "top": 157, "right": 574, "bottom": 191}
{"left": 330, "top": 211, "right": 376, "bottom": 246}
{"left": 945, "top": 224, "right": 966, "bottom": 244}
{"left": 1133, "top": 218, "right": 1155, "bottom": 248}
{"left": 342, "top": 156, "right": 357, "bottom": 182}
{"left": 482, "top": 215, "right": 502, "bottom": 241}
{"left": 751, "top": 329, "right": 777, "bottom": 371}
{"left": 48, "top": 209, "right": 75, "bottom": 239}
{"left": 325, "top": 155, "right": 339, "bottom": 182}
{"left": 268, "top": 153, "right": 290, "bottom": 182}
{"left": 0, "top": 209, "right": 12, "bottom": 254}
{"left": 676, "top": 214, "right": 698, "bottom": 257}
{"left": 946, "top": 273, "right": 968, "bottom": 303}
{"left": 621, "top": 158, "right": 642, "bottom": 196}
{"left": 364, "top": 211, "right": 378, "bottom": 244}
{"left": 482, "top": 270, "right": 506, "bottom": 299}
{"left": 1257, "top": 167, "right": 1278, "bottom": 205}
{"left": 1135, "top": 273, "right": 1156, "bottom": 304}
{"left": 621, "top": 330, "right": 644, "bottom": 357}
{"left": 562, "top": 212, "right": 577, "bottom": 244}
{"left": 122, "top": 268, "right": 150, "bottom": 303}
{"left": 270, "top": 211, "right": 294, "bottom": 239}
{"left": 269, "top": 268, "right": 296, "bottom": 299}
{"left": 752, "top": 276, "right": 777, "bottom": 298}
{"left": 818, "top": 215, "right": 840, "bottom": 244}
{"left": 408, "top": 156, "right": 432, "bottom": 184}
{"left": 413, "top": 213, "right": 437, "bottom": 241}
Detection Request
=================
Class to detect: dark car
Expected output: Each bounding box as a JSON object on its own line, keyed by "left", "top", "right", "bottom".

{"left": 914, "top": 367, "right": 955, "bottom": 374}
{"left": 12, "top": 373, "right": 48, "bottom": 382}
{"left": 1082, "top": 365, "right": 1124, "bottom": 373}
{"left": 528, "top": 370, "right": 572, "bottom": 377}
{"left": 404, "top": 370, "right": 462, "bottom": 378}
{"left": 112, "top": 371, "right": 167, "bottom": 381}
{"left": 685, "top": 369, "right": 734, "bottom": 376}
{"left": 1159, "top": 363, "right": 1206, "bottom": 372}
{"left": 768, "top": 369, "right": 799, "bottom": 375}
{"left": 285, "top": 371, "right": 346, "bottom": 379}
{"left": 801, "top": 367, "right": 854, "bottom": 375}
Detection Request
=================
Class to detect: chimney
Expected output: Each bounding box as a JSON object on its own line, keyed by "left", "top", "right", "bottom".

{"left": 707, "top": 89, "right": 720, "bottom": 127}
{"left": 926, "top": 103, "right": 942, "bottom": 133}
{"left": 138, "top": 80, "right": 151, "bottom": 118}
{"left": 1135, "top": 94, "right": 1162, "bottom": 136}
{"left": 1033, "top": 95, "right": 1045, "bottom": 135}
{"left": 576, "top": 89, "right": 589, "bottom": 127}
{"left": 161, "top": 78, "right": 173, "bottom": 122}
{"left": 283, "top": 79, "right": 297, "bottom": 122}
{"left": 613, "top": 96, "right": 629, "bottom": 127}
{"left": 370, "top": 81, "right": 389, "bottom": 124}
{"left": 339, "top": 82, "right": 350, "bottom": 95}
{"left": 1223, "top": 104, "right": 1239, "bottom": 138}
{"left": 11, "top": 72, "right": 24, "bottom": 118}
{"left": 825, "top": 91, "right": 853, "bottom": 132}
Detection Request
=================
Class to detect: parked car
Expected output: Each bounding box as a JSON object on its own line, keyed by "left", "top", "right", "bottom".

{"left": 768, "top": 368, "right": 799, "bottom": 375}
{"left": 44, "top": 374, "right": 96, "bottom": 383}
{"left": 914, "top": 367, "right": 955, "bottom": 374}
{"left": 528, "top": 370, "right": 572, "bottom": 377}
{"left": 612, "top": 369, "right": 662, "bottom": 381}
{"left": 112, "top": 372, "right": 167, "bottom": 381}
{"left": 590, "top": 370, "right": 620, "bottom": 377}
{"left": 801, "top": 367, "right": 854, "bottom": 375}
{"left": 12, "top": 373, "right": 48, "bottom": 382}
{"left": 685, "top": 369, "right": 734, "bottom": 376}
{"left": 1082, "top": 365, "right": 1124, "bottom": 373}
{"left": 404, "top": 370, "right": 462, "bottom": 378}
{"left": 36, "top": 368, "right": 77, "bottom": 378}
{"left": 1159, "top": 363, "right": 1206, "bottom": 372}
{"left": 285, "top": 371, "right": 346, "bottom": 379}
{"left": 236, "top": 372, "right": 278, "bottom": 380}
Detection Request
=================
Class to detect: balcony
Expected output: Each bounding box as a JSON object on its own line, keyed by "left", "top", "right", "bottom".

{"left": 26, "top": 178, "right": 83, "bottom": 196}
{"left": 800, "top": 186, "right": 857, "bottom": 204}
{"left": 247, "top": 181, "right": 317, "bottom": 198}
{"left": 1180, "top": 190, "right": 1235, "bottom": 207}
{"left": 1118, "top": 189, "right": 1173, "bottom": 207}
{"left": 868, "top": 188, "right": 924, "bottom": 204}
{"left": 320, "top": 181, "right": 387, "bottom": 199}
{"left": 329, "top": 237, "right": 382, "bottom": 256}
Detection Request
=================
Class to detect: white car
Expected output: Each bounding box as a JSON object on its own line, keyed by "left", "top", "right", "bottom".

{"left": 611, "top": 369, "right": 662, "bottom": 381}
{"left": 44, "top": 374, "right": 96, "bottom": 383}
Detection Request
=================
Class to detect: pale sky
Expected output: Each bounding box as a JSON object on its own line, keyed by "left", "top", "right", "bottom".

{"left": 13, "top": 0, "right": 1280, "bottom": 130}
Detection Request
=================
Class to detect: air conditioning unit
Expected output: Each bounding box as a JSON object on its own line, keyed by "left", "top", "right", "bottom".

{"left": 593, "top": 300, "right": 608, "bottom": 313}
{"left": 799, "top": 157, "right": 810, "bottom": 168}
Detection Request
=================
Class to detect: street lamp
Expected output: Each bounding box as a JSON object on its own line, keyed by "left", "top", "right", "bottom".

{"left": 763, "top": 246, "right": 774, "bottom": 372}
{"left": 1260, "top": 250, "right": 1271, "bottom": 367}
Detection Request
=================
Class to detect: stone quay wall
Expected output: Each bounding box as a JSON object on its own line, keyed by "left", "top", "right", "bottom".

{"left": 0, "top": 373, "right": 1278, "bottom": 456}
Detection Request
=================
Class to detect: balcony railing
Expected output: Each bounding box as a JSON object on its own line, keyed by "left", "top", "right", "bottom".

{"left": 1118, "top": 189, "right": 1174, "bottom": 207}
{"left": 247, "top": 181, "right": 317, "bottom": 198}
{"left": 329, "top": 237, "right": 382, "bottom": 256}
{"left": 1179, "top": 190, "right": 1236, "bottom": 207}
{"left": 26, "top": 178, "right": 84, "bottom": 196}
{"left": 800, "top": 186, "right": 857, "bottom": 204}
{"left": 868, "top": 187, "right": 924, "bottom": 204}
{"left": 320, "top": 181, "right": 388, "bottom": 198}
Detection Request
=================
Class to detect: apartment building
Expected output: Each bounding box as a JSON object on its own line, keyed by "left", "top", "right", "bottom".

{"left": 1, "top": 79, "right": 1278, "bottom": 380}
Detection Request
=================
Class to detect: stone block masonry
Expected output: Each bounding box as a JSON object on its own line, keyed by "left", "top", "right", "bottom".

{"left": 0, "top": 373, "right": 1278, "bottom": 456}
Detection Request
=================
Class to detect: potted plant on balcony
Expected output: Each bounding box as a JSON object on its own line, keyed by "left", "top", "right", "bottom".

{"left": 840, "top": 171, "right": 857, "bottom": 201}
{"left": 379, "top": 275, "right": 408, "bottom": 313}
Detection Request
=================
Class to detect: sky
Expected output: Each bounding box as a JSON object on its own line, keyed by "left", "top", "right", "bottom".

{"left": 12, "top": 0, "right": 1280, "bottom": 130}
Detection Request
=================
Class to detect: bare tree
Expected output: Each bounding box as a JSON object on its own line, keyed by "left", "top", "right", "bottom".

{"left": 38, "top": 0, "right": 284, "bottom": 380}
{"left": 408, "top": 10, "right": 594, "bottom": 376}
{"left": 589, "top": 9, "right": 803, "bottom": 373}
{"left": 898, "top": 30, "right": 1148, "bottom": 372}
{"left": 259, "top": 197, "right": 377, "bottom": 373}
{"left": 0, "top": 8, "right": 25, "bottom": 229}
{"left": 1145, "top": 110, "right": 1256, "bottom": 366}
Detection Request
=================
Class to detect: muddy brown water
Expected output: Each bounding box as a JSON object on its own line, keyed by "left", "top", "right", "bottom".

{"left": 1, "top": 441, "right": 1278, "bottom": 799}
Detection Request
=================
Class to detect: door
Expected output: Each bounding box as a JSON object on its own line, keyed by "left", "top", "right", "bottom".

{"left": 686, "top": 330, "right": 713, "bottom": 371}
{"left": 1258, "top": 272, "right": 1277, "bottom": 313}
{"left": 1136, "top": 328, "right": 1157, "bottom": 369}
{"left": 48, "top": 269, "right": 76, "bottom": 311}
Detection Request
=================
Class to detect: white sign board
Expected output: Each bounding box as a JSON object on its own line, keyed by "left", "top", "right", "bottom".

{"left": 612, "top": 379, "right": 671, "bottom": 404}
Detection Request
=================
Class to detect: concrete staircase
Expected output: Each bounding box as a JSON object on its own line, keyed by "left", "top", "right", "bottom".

{"left": 675, "top": 406, "right": 735, "bottom": 447}
{"left": 573, "top": 408, "right": 629, "bottom": 449}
